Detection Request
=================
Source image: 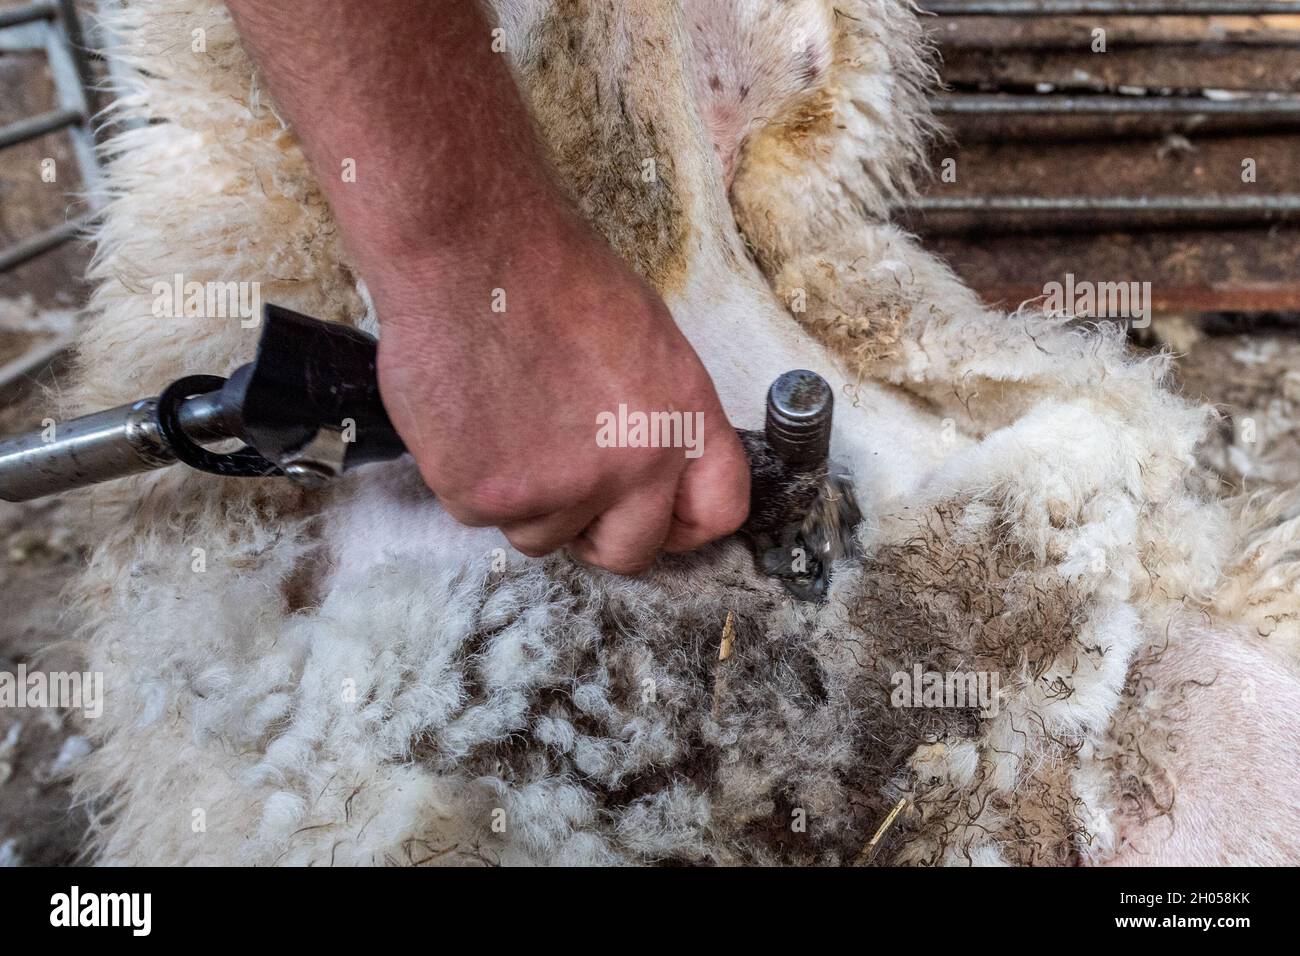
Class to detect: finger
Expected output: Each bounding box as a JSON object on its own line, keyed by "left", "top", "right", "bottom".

{"left": 567, "top": 481, "right": 676, "bottom": 576}
{"left": 439, "top": 474, "right": 599, "bottom": 529}
{"left": 501, "top": 505, "right": 601, "bottom": 558}
{"left": 662, "top": 420, "right": 751, "bottom": 553}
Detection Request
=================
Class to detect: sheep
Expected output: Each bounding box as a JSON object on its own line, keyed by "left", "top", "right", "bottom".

{"left": 65, "top": 0, "right": 1300, "bottom": 865}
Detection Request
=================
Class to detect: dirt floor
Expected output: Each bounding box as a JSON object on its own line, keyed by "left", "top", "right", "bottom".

{"left": 0, "top": 373, "right": 89, "bottom": 866}
{"left": 0, "top": 0, "right": 95, "bottom": 865}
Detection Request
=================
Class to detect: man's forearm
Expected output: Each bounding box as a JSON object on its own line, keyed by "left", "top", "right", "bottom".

{"left": 225, "top": 0, "right": 564, "bottom": 282}
{"left": 225, "top": 1, "right": 752, "bottom": 573}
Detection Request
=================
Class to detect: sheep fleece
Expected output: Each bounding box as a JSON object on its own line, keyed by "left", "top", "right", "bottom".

{"left": 66, "top": 0, "right": 1300, "bottom": 865}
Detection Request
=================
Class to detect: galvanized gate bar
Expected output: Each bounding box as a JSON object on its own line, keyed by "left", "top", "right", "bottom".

{"left": 0, "top": 1, "right": 57, "bottom": 31}
{"left": 921, "top": 2, "right": 1300, "bottom": 15}
{"left": 0, "top": 0, "right": 103, "bottom": 389}
{"left": 0, "top": 216, "right": 91, "bottom": 274}
{"left": 0, "top": 105, "right": 83, "bottom": 149}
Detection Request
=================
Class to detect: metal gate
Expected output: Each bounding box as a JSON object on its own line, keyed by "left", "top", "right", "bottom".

{"left": 0, "top": 1, "right": 99, "bottom": 271}
{"left": 0, "top": 0, "right": 100, "bottom": 389}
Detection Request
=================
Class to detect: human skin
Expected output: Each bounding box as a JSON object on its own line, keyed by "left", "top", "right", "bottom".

{"left": 223, "top": 0, "right": 751, "bottom": 574}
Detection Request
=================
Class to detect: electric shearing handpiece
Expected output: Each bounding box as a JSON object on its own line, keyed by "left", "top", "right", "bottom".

{"left": 0, "top": 304, "right": 837, "bottom": 541}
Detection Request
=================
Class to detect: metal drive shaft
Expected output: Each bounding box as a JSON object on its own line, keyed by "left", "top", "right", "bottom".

{"left": 0, "top": 394, "right": 230, "bottom": 503}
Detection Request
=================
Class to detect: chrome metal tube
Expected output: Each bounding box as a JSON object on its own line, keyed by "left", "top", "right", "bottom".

{"left": 0, "top": 400, "right": 173, "bottom": 502}
{"left": 175, "top": 389, "right": 239, "bottom": 443}
{"left": 0, "top": 391, "right": 234, "bottom": 502}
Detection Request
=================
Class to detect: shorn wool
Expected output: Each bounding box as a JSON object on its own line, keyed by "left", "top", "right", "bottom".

{"left": 66, "top": 0, "right": 1300, "bottom": 865}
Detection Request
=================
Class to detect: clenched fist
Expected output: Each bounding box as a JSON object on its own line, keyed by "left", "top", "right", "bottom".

{"left": 226, "top": 0, "right": 750, "bottom": 572}
{"left": 373, "top": 211, "right": 750, "bottom": 574}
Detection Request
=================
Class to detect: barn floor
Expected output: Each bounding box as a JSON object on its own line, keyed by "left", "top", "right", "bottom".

{"left": 0, "top": 0, "right": 95, "bottom": 864}
{"left": 0, "top": 384, "right": 89, "bottom": 866}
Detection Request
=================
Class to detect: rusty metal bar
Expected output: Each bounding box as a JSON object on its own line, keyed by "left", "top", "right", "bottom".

{"left": 920, "top": 2, "right": 1300, "bottom": 14}
{"left": 899, "top": 195, "right": 1300, "bottom": 235}
{"left": 0, "top": 1, "right": 57, "bottom": 30}
{"left": 911, "top": 196, "right": 1300, "bottom": 213}
{"left": 931, "top": 93, "right": 1300, "bottom": 114}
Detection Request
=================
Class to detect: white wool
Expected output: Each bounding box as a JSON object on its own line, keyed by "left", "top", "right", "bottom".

{"left": 63, "top": 0, "right": 1300, "bottom": 866}
{"left": 48, "top": 736, "right": 94, "bottom": 779}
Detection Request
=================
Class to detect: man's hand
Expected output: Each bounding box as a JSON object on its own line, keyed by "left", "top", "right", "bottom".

{"left": 373, "top": 209, "right": 749, "bottom": 573}
{"left": 226, "top": 0, "right": 750, "bottom": 572}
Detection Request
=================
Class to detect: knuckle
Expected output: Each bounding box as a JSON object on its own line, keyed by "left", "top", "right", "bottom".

{"left": 448, "top": 499, "right": 507, "bottom": 527}
{"left": 456, "top": 479, "right": 538, "bottom": 525}
{"left": 513, "top": 542, "right": 557, "bottom": 559}
{"left": 439, "top": 499, "right": 495, "bottom": 528}
{"left": 504, "top": 531, "right": 560, "bottom": 559}
{"left": 572, "top": 536, "right": 655, "bottom": 576}
{"left": 600, "top": 554, "right": 653, "bottom": 576}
